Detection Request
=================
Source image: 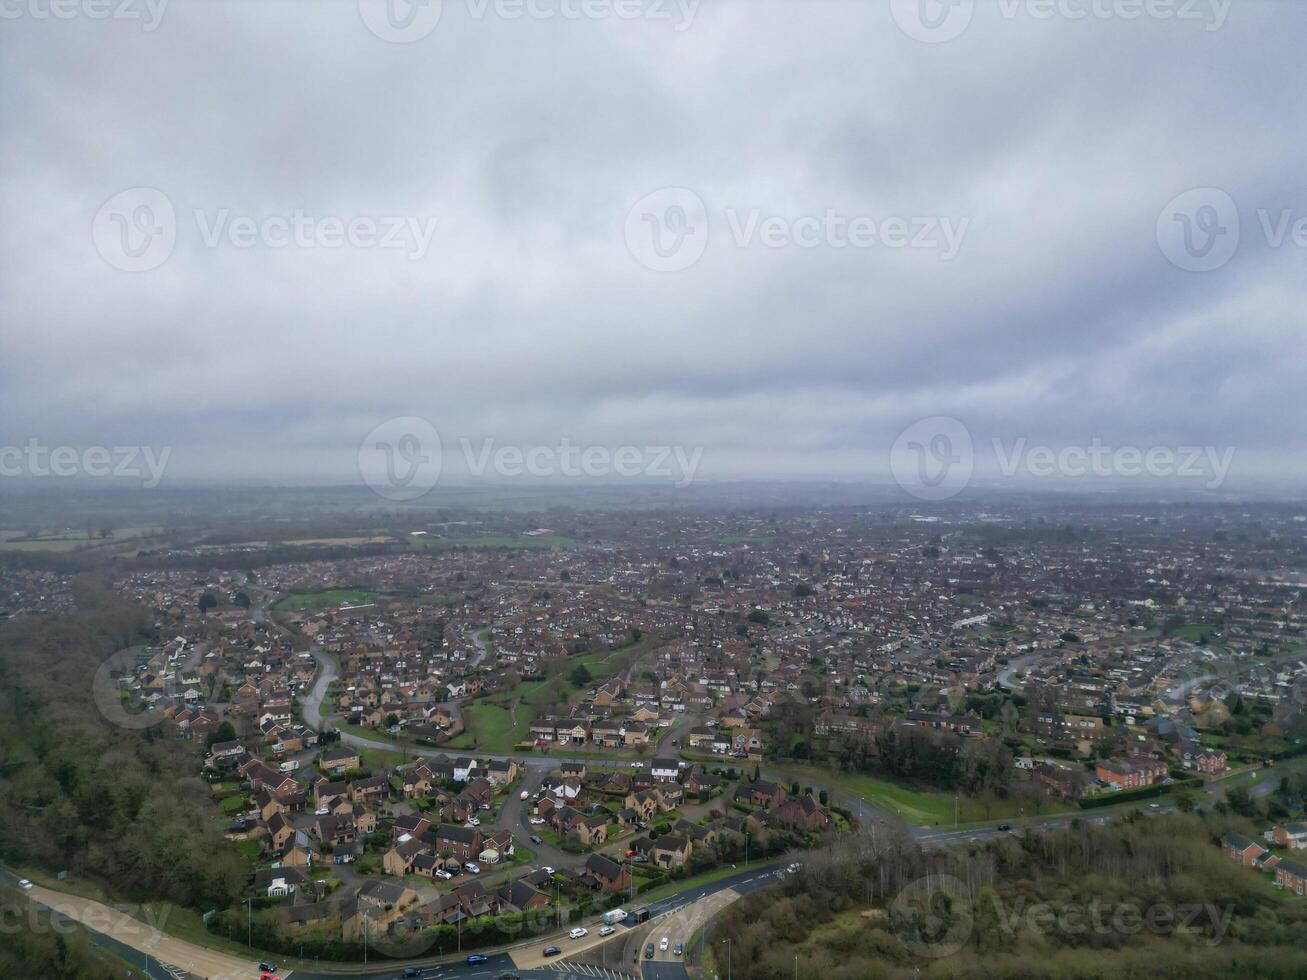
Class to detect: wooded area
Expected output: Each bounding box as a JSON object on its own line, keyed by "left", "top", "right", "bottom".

{"left": 0, "top": 578, "right": 247, "bottom": 911}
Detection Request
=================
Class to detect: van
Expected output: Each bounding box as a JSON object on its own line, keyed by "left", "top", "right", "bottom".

{"left": 632, "top": 907, "right": 650, "bottom": 924}
{"left": 279, "top": 760, "right": 298, "bottom": 773}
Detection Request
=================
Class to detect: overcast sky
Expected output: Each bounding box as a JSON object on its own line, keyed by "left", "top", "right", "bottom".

{"left": 2, "top": 0, "right": 1305, "bottom": 493}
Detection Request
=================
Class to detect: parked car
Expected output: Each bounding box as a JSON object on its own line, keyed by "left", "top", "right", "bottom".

{"left": 498, "top": 973, "right": 521, "bottom": 980}
{"left": 435, "top": 869, "right": 453, "bottom": 880}
{"left": 258, "top": 963, "right": 278, "bottom": 974}
{"left": 467, "top": 817, "right": 481, "bottom": 827}
{"left": 598, "top": 925, "right": 615, "bottom": 937}
{"left": 466, "top": 953, "right": 488, "bottom": 965}
{"left": 997, "top": 824, "right": 1011, "bottom": 832}
{"left": 530, "top": 834, "right": 544, "bottom": 845}
{"left": 465, "top": 862, "right": 481, "bottom": 874}
{"left": 542, "top": 866, "right": 555, "bottom": 874}
{"left": 644, "top": 943, "right": 655, "bottom": 959}
{"left": 521, "top": 789, "right": 530, "bottom": 800}
{"left": 480, "top": 803, "right": 491, "bottom": 810}
{"left": 529, "top": 817, "right": 545, "bottom": 825}
{"left": 569, "top": 927, "right": 588, "bottom": 939}
{"left": 543, "top": 945, "right": 563, "bottom": 957}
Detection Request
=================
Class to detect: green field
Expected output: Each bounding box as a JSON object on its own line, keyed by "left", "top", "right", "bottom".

{"left": 448, "top": 701, "right": 526, "bottom": 753}
{"left": 408, "top": 535, "right": 579, "bottom": 551}
{"left": 275, "top": 588, "right": 380, "bottom": 610}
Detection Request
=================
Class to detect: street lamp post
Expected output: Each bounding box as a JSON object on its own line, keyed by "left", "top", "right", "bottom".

{"left": 722, "top": 937, "right": 732, "bottom": 980}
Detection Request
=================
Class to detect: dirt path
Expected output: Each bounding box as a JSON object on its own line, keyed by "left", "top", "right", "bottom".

{"left": 28, "top": 883, "right": 259, "bottom": 980}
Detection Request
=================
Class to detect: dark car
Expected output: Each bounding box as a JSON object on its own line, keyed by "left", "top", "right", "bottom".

{"left": 530, "top": 834, "right": 543, "bottom": 844}
{"left": 466, "top": 953, "right": 488, "bottom": 965}
{"left": 401, "top": 969, "right": 420, "bottom": 978}
{"left": 997, "top": 824, "right": 1011, "bottom": 832}
{"left": 498, "top": 974, "right": 521, "bottom": 980}
{"left": 645, "top": 943, "right": 656, "bottom": 959}
{"left": 543, "top": 945, "right": 563, "bottom": 957}
{"left": 259, "top": 964, "right": 278, "bottom": 974}
{"left": 674, "top": 943, "right": 684, "bottom": 956}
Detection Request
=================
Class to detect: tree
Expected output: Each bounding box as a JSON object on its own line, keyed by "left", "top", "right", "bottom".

{"left": 206, "top": 721, "right": 237, "bottom": 747}
{"left": 385, "top": 713, "right": 400, "bottom": 728}
{"left": 233, "top": 591, "right": 251, "bottom": 609}
{"left": 198, "top": 592, "right": 218, "bottom": 615}
{"left": 747, "top": 610, "right": 770, "bottom": 625}
{"left": 570, "top": 664, "right": 592, "bottom": 688}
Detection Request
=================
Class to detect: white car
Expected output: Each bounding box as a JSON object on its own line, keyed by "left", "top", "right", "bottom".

{"left": 542, "top": 866, "right": 555, "bottom": 874}
{"left": 569, "top": 927, "right": 588, "bottom": 939}
{"left": 529, "top": 816, "right": 545, "bottom": 825}
{"left": 659, "top": 936, "right": 669, "bottom": 951}
{"left": 17, "top": 879, "right": 32, "bottom": 890}
{"left": 467, "top": 817, "right": 481, "bottom": 827}
{"left": 598, "top": 925, "right": 615, "bottom": 937}
{"left": 435, "top": 869, "right": 453, "bottom": 880}
{"left": 464, "top": 862, "right": 481, "bottom": 875}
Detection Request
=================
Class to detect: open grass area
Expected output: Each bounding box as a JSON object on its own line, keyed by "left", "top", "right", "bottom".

{"left": 408, "top": 535, "right": 579, "bottom": 551}
{"left": 275, "top": 588, "right": 380, "bottom": 610}
{"left": 358, "top": 746, "right": 406, "bottom": 771}
{"left": 446, "top": 701, "right": 526, "bottom": 754}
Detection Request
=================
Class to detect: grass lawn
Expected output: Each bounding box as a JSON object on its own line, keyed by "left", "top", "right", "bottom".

{"left": 768, "top": 761, "right": 1045, "bottom": 825}
{"left": 235, "top": 839, "right": 263, "bottom": 859}
{"left": 358, "top": 746, "right": 406, "bottom": 771}
{"left": 446, "top": 701, "right": 526, "bottom": 754}
{"left": 1168, "top": 623, "right": 1219, "bottom": 643}
{"left": 218, "top": 795, "right": 248, "bottom": 814}
{"left": 276, "top": 588, "right": 380, "bottom": 611}
{"left": 408, "top": 535, "right": 579, "bottom": 551}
